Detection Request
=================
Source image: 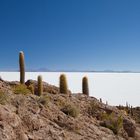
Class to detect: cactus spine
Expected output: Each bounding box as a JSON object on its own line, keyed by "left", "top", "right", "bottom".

{"left": 19, "top": 51, "right": 25, "bottom": 84}
{"left": 38, "top": 75, "right": 43, "bottom": 96}
{"left": 82, "top": 76, "right": 89, "bottom": 96}
{"left": 59, "top": 74, "right": 68, "bottom": 94}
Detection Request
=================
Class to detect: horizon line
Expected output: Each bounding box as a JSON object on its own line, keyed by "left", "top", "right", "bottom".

{"left": 1, "top": 70, "right": 140, "bottom": 73}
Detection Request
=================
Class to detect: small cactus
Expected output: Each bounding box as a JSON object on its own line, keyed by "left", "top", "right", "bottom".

{"left": 82, "top": 76, "right": 89, "bottom": 96}
{"left": 131, "top": 106, "right": 133, "bottom": 116}
{"left": 38, "top": 75, "right": 43, "bottom": 96}
{"left": 126, "top": 102, "right": 128, "bottom": 108}
{"left": 106, "top": 101, "right": 108, "bottom": 105}
{"left": 59, "top": 74, "right": 68, "bottom": 94}
{"left": 19, "top": 51, "right": 25, "bottom": 84}
{"left": 99, "top": 98, "right": 102, "bottom": 103}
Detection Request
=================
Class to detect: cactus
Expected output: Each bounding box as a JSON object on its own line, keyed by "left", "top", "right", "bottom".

{"left": 126, "top": 102, "right": 128, "bottom": 108}
{"left": 99, "top": 98, "right": 102, "bottom": 103}
{"left": 19, "top": 51, "right": 25, "bottom": 84}
{"left": 38, "top": 75, "right": 43, "bottom": 96}
{"left": 131, "top": 106, "right": 133, "bottom": 116}
{"left": 82, "top": 76, "right": 89, "bottom": 96}
{"left": 106, "top": 101, "right": 108, "bottom": 105}
{"left": 59, "top": 74, "right": 68, "bottom": 94}
{"left": 125, "top": 101, "right": 129, "bottom": 114}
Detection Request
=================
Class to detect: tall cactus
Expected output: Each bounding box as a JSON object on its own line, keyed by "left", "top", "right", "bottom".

{"left": 59, "top": 74, "right": 68, "bottom": 94}
{"left": 19, "top": 51, "right": 25, "bottom": 84}
{"left": 38, "top": 75, "right": 43, "bottom": 96}
{"left": 82, "top": 76, "right": 89, "bottom": 96}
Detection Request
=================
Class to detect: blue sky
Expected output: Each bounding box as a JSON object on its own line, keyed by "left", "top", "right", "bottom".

{"left": 0, "top": 0, "right": 140, "bottom": 71}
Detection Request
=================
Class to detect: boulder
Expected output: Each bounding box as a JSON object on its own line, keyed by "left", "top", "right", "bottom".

{"left": 123, "top": 118, "right": 136, "bottom": 137}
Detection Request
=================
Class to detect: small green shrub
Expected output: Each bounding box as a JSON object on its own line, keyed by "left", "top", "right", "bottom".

{"left": 61, "top": 103, "right": 79, "bottom": 118}
{"left": 0, "top": 90, "right": 8, "bottom": 105}
{"left": 13, "top": 84, "right": 31, "bottom": 95}
{"left": 38, "top": 95, "right": 50, "bottom": 107}
{"left": 100, "top": 112, "right": 123, "bottom": 134}
{"left": 88, "top": 101, "right": 99, "bottom": 115}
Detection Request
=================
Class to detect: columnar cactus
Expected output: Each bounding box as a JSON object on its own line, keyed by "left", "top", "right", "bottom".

{"left": 82, "top": 76, "right": 89, "bottom": 96}
{"left": 59, "top": 74, "right": 68, "bottom": 94}
{"left": 131, "top": 106, "right": 133, "bottom": 116}
{"left": 99, "top": 98, "right": 102, "bottom": 103}
{"left": 38, "top": 75, "right": 43, "bottom": 96}
{"left": 19, "top": 51, "right": 25, "bottom": 84}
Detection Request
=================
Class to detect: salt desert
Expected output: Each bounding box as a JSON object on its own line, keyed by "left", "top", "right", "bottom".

{"left": 0, "top": 72, "right": 140, "bottom": 107}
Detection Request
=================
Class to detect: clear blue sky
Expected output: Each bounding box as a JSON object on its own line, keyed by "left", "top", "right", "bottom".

{"left": 0, "top": 0, "right": 140, "bottom": 71}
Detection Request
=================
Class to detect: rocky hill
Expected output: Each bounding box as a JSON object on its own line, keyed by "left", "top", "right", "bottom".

{"left": 0, "top": 78, "right": 139, "bottom": 140}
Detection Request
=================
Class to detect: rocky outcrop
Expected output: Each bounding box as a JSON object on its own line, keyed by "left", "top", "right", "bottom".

{"left": 123, "top": 118, "right": 136, "bottom": 137}
{"left": 0, "top": 79, "right": 138, "bottom": 140}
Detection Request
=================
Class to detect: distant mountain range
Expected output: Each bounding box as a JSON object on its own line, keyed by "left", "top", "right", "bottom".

{"left": 0, "top": 68, "right": 140, "bottom": 73}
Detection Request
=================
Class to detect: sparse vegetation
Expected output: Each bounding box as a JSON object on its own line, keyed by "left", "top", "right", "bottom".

{"left": 0, "top": 90, "right": 9, "bottom": 105}
{"left": 38, "top": 95, "right": 50, "bottom": 107}
{"left": 0, "top": 77, "right": 137, "bottom": 139}
{"left": 13, "top": 84, "right": 31, "bottom": 95}
{"left": 100, "top": 112, "right": 123, "bottom": 134}
{"left": 88, "top": 101, "right": 99, "bottom": 116}
{"left": 61, "top": 103, "right": 79, "bottom": 118}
